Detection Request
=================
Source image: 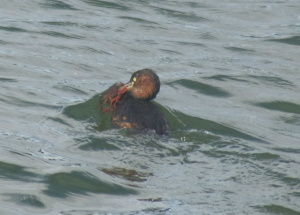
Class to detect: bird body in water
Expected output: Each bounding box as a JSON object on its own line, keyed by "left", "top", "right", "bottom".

{"left": 100, "top": 69, "right": 170, "bottom": 135}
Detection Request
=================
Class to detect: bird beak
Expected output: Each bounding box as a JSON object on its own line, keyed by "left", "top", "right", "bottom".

{"left": 117, "top": 81, "right": 134, "bottom": 95}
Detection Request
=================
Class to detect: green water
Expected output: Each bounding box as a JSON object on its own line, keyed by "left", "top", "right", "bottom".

{"left": 0, "top": 0, "right": 300, "bottom": 214}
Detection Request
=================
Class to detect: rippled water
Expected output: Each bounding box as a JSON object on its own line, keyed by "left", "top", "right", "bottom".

{"left": 1, "top": 0, "right": 300, "bottom": 214}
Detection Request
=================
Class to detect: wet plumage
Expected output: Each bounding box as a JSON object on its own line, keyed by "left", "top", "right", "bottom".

{"left": 100, "top": 69, "right": 170, "bottom": 135}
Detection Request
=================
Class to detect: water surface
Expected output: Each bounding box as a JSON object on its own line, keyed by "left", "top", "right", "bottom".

{"left": 0, "top": 0, "right": 300, "bottom": 214}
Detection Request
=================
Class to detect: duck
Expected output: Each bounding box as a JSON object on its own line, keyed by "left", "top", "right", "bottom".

{"left": 100, "top": 68, "right": 170, "bottom": 135}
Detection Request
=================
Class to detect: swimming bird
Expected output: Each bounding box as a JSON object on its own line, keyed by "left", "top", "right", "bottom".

{"left": 100, "top": 69, "right": 169, "bottom": 135}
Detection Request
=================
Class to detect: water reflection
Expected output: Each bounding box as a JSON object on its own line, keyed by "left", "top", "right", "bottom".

{"left": 0, "top": 161, "right": 40, "bottom": 182}
{"left": 4, "top": 194, "right": 45, "bottom": 208}
{"left": 167, "top": 79, "right": 231, "bottom": 97}
{"left": 43, "top": 171, "right": 138, "bottom": 198}
{"left": 254, "top": 101, "right": 300, "bottom": 114}
{"left": 266, "top": 36, "right": 300, "bottom": 46}
{"left": 101, "top": 167, "right": 153, "bottom": 183}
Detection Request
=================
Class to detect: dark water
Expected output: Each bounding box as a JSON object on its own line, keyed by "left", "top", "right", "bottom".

{"left": 1, "top": 0, "right": 300, "bottom": 214}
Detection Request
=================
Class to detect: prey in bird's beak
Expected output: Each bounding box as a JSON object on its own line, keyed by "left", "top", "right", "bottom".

{"left": 110, "top": 80, "right": 135, "bottom": 107}
{"left": 117, "top": 81, "right": 134, "bottom": 96}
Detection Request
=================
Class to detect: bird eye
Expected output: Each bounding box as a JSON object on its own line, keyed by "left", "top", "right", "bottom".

{"left": 133, "top": 77, "right": 136, "bottom": 82}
